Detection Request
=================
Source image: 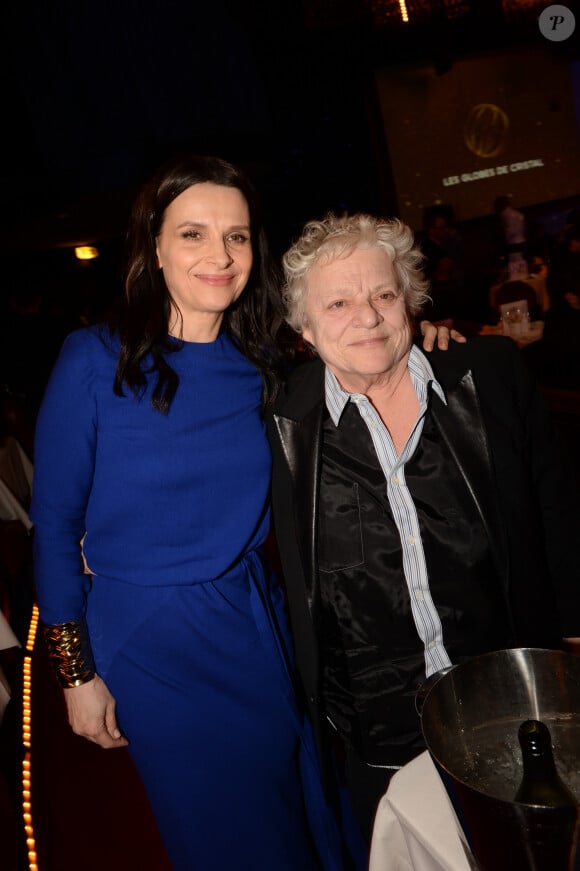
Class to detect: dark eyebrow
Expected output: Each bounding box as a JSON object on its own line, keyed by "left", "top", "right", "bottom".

{"left": 175, "top": 221, "right": 251, "bottom": 233}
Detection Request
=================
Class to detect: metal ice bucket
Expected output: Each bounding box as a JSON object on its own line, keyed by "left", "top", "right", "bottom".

{"left": 420, "top": 648, "right": 580, "bottom": 871}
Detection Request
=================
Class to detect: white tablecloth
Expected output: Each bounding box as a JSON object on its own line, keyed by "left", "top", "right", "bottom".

{"left": 0, "top": 477, "right": 32, "bottom": 530}
{"left": 0, "top": 436, "right": 33, "bottom": 503}
{"left": 369, "top": 751, "right": 476, "bottom": 871}
{"left": 0, "top": 610, "right": 20, "bottom": 723}
{"left": 0, "top": 436, "right": 33, "bottom": 530}
{"left": 0, "top": 610, "right": 19, "bottom": 652}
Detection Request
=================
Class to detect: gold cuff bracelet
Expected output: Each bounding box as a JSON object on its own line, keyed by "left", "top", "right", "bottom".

{"left": 42, "top": 617, "right": 96, "bottom": 688}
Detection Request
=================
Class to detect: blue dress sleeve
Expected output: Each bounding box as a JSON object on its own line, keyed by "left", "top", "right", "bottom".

{"left": 30, "top": 329, "right": 100, "bottom": 625}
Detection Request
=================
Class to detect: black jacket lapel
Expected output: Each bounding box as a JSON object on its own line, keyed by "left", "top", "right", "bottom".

{"left": 431, "top": 371, "right": 510, "bottom": 602}
{"left": 272, "top": 403, "right": 323, "bottom": 611}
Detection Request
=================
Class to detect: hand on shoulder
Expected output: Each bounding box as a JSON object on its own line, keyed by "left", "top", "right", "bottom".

{"left": 419, "top": 320, "right": 467, "bottom": 352}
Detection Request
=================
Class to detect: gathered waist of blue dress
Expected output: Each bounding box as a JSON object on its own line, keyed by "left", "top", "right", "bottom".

{"left": 88, "top": 547, "right": 272, "bottom": 590}
{"left": 216, "top": 547, "right": 267, "bottom": 584}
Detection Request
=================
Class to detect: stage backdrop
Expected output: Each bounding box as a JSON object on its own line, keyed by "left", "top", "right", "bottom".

{"left": 375, "top": 47, "right": 580, "bottom": 229}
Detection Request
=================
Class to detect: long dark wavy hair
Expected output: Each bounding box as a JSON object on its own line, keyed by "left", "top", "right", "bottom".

{"left": 109, "top": 153, "right": 286, "bottom": 412}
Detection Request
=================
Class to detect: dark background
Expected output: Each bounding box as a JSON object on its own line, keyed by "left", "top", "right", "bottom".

{"left": 0, "top": 0, "right": 579, "bottom": 319}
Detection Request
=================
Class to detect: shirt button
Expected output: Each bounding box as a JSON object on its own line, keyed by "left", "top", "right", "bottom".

{"left": 407, "top": 535, "right": 416, "bottom": 545}
{"left": 415, "top": 591, "right": 424, "bottom": 601}
{"left": 392, "top": 475, "right": 399, "bottom": 485}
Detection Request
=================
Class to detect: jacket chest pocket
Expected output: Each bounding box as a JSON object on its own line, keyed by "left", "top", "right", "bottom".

{"left": 318, "top": 481, "right": 364, "bottom": 573}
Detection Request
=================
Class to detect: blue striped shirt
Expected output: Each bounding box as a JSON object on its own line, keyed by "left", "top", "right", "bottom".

{"left": 325, "top": 346, "right": 452, "bottom": 678}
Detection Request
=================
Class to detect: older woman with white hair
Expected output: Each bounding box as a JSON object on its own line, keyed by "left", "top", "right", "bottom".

{"left": 267, "top": 211, "right": 580, "bottom": 847}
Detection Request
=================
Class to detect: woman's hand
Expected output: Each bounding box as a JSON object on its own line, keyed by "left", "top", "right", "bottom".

{"left": 63, "top": 674, "right": 129, "bottom": 749}
{"left": 420, "top": 320, "right": 467, "bottom": 352}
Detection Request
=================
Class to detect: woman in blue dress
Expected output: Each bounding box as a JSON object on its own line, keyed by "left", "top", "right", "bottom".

{"left": 31, "top": 154, "right": 363, "bottom": 871}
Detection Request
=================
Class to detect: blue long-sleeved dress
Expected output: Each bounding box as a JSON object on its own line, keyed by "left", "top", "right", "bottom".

{"left": 31, "top": 325, "right": 349, "bottom": 871}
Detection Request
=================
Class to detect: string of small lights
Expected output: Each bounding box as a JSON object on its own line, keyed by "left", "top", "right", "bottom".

{"left": 22, "top": 603, "right": 39, "bottom": 871}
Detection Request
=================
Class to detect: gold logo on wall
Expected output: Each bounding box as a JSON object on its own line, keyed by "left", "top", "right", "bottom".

{"left": 464, "top": 103, "right": 509, "bottom": 158}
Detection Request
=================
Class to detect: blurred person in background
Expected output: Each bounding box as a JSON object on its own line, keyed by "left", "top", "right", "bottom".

{"left": 494, "top": 195, "right": 527, "bottom": 280}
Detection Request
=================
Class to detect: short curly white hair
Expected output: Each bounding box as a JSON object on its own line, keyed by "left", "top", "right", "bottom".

{"left": 282, "top": 212, "right": 431, "bottom": 332}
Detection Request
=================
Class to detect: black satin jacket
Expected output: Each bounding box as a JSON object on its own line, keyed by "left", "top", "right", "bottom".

{"left": 267, "top": 336, "right": 580, "bottom": 788}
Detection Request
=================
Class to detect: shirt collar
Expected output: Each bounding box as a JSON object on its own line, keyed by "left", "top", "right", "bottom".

{"left": 325, "top": 345, "right": 446, "bottom": 426}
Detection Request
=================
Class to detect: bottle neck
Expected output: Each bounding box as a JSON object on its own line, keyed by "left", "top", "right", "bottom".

{"left": 521, "top": 751, "right": 559, "bottom": 778}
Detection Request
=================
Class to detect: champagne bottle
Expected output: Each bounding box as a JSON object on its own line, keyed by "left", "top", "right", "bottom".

{"left": 514, "top": 719, "right": 578, "bottom": 806}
